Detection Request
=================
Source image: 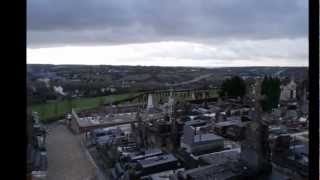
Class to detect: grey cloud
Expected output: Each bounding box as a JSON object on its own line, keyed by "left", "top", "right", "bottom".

{"left": 153, "top": 39, "right": 307, "bottom": 62}
{"left": 27, "top": 0, "right": 307, "bottom": 47}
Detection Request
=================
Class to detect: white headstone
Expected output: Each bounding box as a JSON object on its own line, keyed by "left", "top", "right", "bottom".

{"left": 147, "top": 94, "right": 154, "bottom": 110}
{"left": 191, "top": 92, "right": 196, "bottom": 100}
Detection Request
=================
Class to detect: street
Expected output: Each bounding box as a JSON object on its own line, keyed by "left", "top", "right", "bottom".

{"left": 46, "top": 122, "right": 97, "bottom": 180}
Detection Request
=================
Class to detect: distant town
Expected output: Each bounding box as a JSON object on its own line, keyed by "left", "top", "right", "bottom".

{"left": 27, "top": 65, "right": 309, "bottom": 180}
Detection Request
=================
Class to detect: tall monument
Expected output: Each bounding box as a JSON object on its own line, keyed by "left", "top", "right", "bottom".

{"left": 168, "top": 89, "right": 180, "bottom": 148}
{"left": 146, "top": 93, "right": 154, "bottom": 111}
{"left": 135, "top": 107, "right": 148, "bottom": 149}
{"left": 240, "top": 79, "right": 271, "bottom": 174}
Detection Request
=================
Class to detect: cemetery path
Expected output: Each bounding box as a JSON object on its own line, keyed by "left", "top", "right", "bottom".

{"left": 46, "top": 122, "right": 97, "bottom": 180}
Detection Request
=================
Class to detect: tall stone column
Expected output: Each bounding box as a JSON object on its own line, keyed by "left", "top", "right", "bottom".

{"left": 191, "top": 91, "right": 196, "bottom": 100}
{"left": 202, "top": 91, "right": 206, "bottom": 99}
{"left": 147, "top": 93, "right": 154, "bottom": 110}
{"left": 240, "top": 80, "right": 271, "bottom": 174}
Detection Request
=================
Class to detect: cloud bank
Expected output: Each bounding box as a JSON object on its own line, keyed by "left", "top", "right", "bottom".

{"left": 27, "top": 0, "right": 308, "bottom": 66}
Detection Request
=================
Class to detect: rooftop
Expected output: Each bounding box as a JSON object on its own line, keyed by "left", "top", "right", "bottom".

{"left": 214, "top": 120, "right": 244, "bottom": 128}
{"left": 138, "top": 154, "right": 178, "bottom": 169}
{"left": 193, "top": 133, "right": 224, "bottom": 144}
{"left": 130, "top": 149, "right": 163, "bottom": 161}
{"left": 76, "top": 111, "right": 163, "bottom": 128}
{"left": 199, "top": 148, "right": 240, "bottom": 165}
{"left": 179, "top": 163, "right": 243, "bottom": 180}
{"left": 141, "top": 169, "right": 184, "bottom": 180}
{"left": 184, "top": 120, "right": 207, "bottom": 127}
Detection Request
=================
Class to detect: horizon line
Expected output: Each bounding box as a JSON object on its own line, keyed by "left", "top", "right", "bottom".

{"left": 27, "top": 63, "right": 308, "bottom": 69}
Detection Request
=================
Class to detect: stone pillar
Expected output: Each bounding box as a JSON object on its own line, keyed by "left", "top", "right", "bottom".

{"left": 191, "top": 92, "right": 196, "bottom": 100}
{"left": 240, "top": 79, "right": 271, "bottom": 174}
{"left": 147, "top": 94, "right": 154, "bottom": 110}
{"left": 202, "top": 92, "right": 206, "bottom": 99}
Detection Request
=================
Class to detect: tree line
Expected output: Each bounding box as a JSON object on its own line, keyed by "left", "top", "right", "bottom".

{"left": 219, "top": 76, "right": 280, "bottom": 112}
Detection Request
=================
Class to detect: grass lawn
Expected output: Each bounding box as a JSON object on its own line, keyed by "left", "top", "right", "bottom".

{"left": 31, "top": 93, "right": 140, "bottom": 122}
{"left": 30, "top": 89, "right": 218, "bottom": 122}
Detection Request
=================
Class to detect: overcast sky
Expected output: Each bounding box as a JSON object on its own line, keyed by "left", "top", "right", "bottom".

{"left": 27, "top": 0, "right": 308, "bottom": 67}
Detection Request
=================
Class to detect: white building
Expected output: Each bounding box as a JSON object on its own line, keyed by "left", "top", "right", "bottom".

{"left": 280, "top": 79, "right": 297, "bottom": 101}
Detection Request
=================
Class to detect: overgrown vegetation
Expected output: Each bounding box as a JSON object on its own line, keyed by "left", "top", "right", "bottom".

{"left": 261, "top": 76, "right": 281, "bottom": 112}
{"left": 218, "top": 76, "right": 246, "bottom": 98}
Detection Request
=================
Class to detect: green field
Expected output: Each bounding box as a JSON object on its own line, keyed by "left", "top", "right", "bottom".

{"left": 31, "top": 89, "right": 218, "bottom": 122}
{"left": 31, "top": 93, "right": 140, "bottom": 122}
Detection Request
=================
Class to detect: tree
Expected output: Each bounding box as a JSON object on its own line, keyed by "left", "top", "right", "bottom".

{"left": 219, "top": 76, "right": 246, "bottom": 98}
{"left": 261, "top": 76, "right": 281, "bottom": 112}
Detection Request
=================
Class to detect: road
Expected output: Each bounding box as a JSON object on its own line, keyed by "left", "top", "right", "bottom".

{"left": 46, "top": 122, "right": 97, "bottom": 180}
{"left": 168, "top": 73, "right": 213, "bottom": 87}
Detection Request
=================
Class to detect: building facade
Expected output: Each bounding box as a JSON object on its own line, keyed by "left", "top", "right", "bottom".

{"left": 280, "top": 79, "right": 297, "bottom": 101}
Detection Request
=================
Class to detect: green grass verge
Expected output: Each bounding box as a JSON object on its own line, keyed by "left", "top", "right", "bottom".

{"left": 30, "top": 93, "right": 140, "bottom": 122}
{"left": 30, "top": 89, "right": 218, "bottom": 122}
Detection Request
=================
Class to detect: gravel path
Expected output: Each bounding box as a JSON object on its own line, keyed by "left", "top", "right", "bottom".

{"left": 46, "top": 122, "right": 97, "bottom": 180}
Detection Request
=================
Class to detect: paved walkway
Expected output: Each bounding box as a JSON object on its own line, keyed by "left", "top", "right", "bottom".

{"left": 46, "top": 122, "right": 97, "bottom": 180}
